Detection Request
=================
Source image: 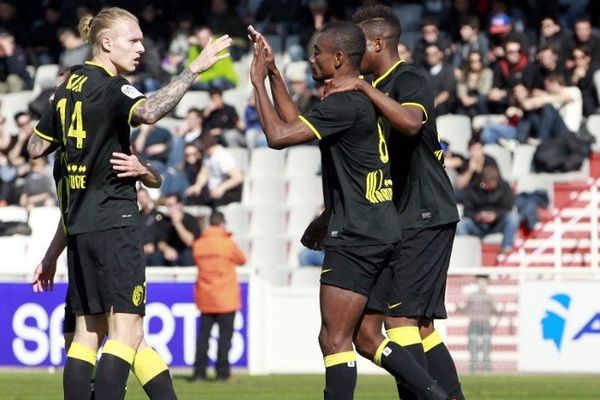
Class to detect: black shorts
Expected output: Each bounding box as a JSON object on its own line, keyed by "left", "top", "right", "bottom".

{"left": 320, "top": 243, "right": 396, "bottom": 296}
{"left": 63, "top": 291, "right": 75, "bottom": 334}
{"left": 367, "top": 223, "right": 456, "bottom": 319}
{"left": 67, "top": 226, "right": 147, "bottom": 316}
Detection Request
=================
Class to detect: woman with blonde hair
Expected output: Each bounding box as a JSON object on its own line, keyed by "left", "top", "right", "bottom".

{"left": 30, "top": 7, "right": 231, "bottom": 400}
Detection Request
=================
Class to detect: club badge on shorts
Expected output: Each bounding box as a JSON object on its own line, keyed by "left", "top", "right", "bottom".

{"left": 132, "top": 284, "right": 146, "bottom": 307}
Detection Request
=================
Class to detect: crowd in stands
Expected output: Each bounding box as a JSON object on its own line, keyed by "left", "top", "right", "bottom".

{"left": 1, "top": 0, "right": 599, "bottom": 267}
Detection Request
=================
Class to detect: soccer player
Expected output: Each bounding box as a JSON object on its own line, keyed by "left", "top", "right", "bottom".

{"left": 29, "top": 7, "right": 230, "bottom": 400}
{"left": 30, "top": 65, "right": 179, "bottom": 399}
{"left": 248, "top": 23, "right": 447, "bottom": 400}
{"left": 324, "top": 5, "right": 464, "bottom": 400}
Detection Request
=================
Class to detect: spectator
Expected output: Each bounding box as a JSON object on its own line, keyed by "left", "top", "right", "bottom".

{"left": 188, "top": 26, "right": 238, "bottom": 91}
{"left": 298, "top": 0, "right": 331, "bottom": 62}
{"left": 541, "top": 73, "right": 582, "bottom": 134}
{"left": 168, "top": 108, "right": 204, "bottom": 169}
{"left": 538, "top": 15, "right": 575, "bottom": 67}
{"left": 191, "top": 210, "right": 246, "bottom": 381}
{"left": 413, "top": 18, "right": 452, "bottom": 69}
{"left": 202, "top": 89, "right": 245, "bottom": 147}
{"left": 0, "top": 1, "right": 25, "bottom": 46}
{"left": 194, "top": 134, "right": 243, "bottom": 207}
{"left": 253, "top": 0, "right": 304, "bottom": 48}
{"left": 127, "top": 37, "right": 169, "bottom": 93}
{"left": 397, "top": 41, "right": 412, "bottom": 64}
{"left": 456, "top": 164, "right": 520, "bottom": 255}
{"left": 20, "top": 157, "right": 54, "bottom": 209}
{"left": 285, "top": 62, "right": 318, "bottom": 114}
{"left": 569, "top": 45, "right": 599, "bottom": 117}
{"left": 453, "top": 16, "right": 489, "bottom": 71}
{"left": 523, "top": 45, "right": 570, "bottom": 92}
{"left": 457, "top": 51, "right": 493, "bottom": 118}
{"left": 131, "top": 123, "right": 172, "bottom": 173}
{"left": 182, "top": 143, "right": 211, "bottom": 205}
{"left": 572, "top": 16, "right": 600, "bottom": 66}
{"left": 156, "top": 193, "right": 202, "bottom": 267}
{"left": 0, "top": 30, "right": 33, "bottom": 93}
{"left": 454, "top": 139, "right": 499, "bottom": 195}
{"left": 8, "top": 111, "right": 33, "bottom": 168}
{"left": 28, "top": 2, "right": 63, "bottom": 65}
{"left": 462, "top": 276, "right": 498, "bottom": 372}
{"left": 487, "top": 12, "right": 529, "bottom": 66}
{"left": 161, "top": 42, "right": 187, "bottom": 78}
{"left": 138, "top": 187, "right": 165, "bottom": 267}
{"left": 423, "top": 43, "right": 457, "bottom": 116}
{"left": 139, "top": 4, "right": 167, "bottom": 52}
{"left": 57, "top": 27, "right": 90, "bottom": 68}
{"left": 0, "top": 115, "right": 16, "bottom": 205}
{"left": 413, "top": 17, "right": 452, "bottom": 69}
{"left": 244, "top": 94, "right": 267, "bottom": 149}
{"left": 209, "top": 0, "right": 248, "bottom": 60}
{"left": 487, "top": 37, "right": 529, "bottom": 114}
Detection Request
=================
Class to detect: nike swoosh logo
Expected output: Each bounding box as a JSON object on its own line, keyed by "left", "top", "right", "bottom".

{"left": 321, "top": 269, "right": 332, "bottom": 275}
{"left": 388, "top": 302, "right": 402, "bottom": 310}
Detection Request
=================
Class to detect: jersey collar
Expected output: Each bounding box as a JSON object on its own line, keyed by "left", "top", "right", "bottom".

{"left": 84, "top": 61, "right": 115, "bottom": 77}
{"left": 372, "top": 60, "right": 405, "bottom": 88}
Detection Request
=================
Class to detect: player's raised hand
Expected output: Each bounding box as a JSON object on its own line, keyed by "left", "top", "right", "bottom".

{"left": 250, "top": 35, "right": 268, "bottom": 86}
{"left": 247, "top": 26, "right": 276, "bottom": 73}
{"left": 31, "top": 258, "right": 56, "bottom": 293}
{"left": 190, "top": 34, "right": 232, "bottom": 74}
{"left": 322, "top": 76, "right": 364, "bottom": 99}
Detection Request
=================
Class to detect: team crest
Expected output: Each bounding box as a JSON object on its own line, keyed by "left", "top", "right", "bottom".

{"left": 132, "top": 284, "right": 145, "bottom": 306}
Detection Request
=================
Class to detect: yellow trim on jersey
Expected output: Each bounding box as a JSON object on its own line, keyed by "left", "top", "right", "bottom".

{"left": 67, "top": 342, "right": 97, "bottom": 366}
{"left": 387, "top": 326, "right": 422, "bottom": 346}
{"left": 131, "top": 347, "right": 169, "bottom": 385}
{"left": 102, "top": 339, "right": 136, "bottom": 364}
{"left": 373, "top": 338, "right": 391, "bottom": 366}
{"left": 372, "top": 60, "right": 405, "bottom": 88}
{"left": 324, "top": 351, "right": 356, "bottom": 367}
{"left": 401, "top": 102, "right": 429, "bottom": 124}
{"left": 128, "top": 98, "right": 146, "bottom": 127}
{"left": 298, "top": 115, "right": 322, "bottom": 140}
{"left": 34, "top": 127, "right": 59, "bottom": 143}
{"left": 422, "top": 330, "right": 444, "bottom": 353}
{"left": 84, "top": 61, "right": 115, "bottom": 77}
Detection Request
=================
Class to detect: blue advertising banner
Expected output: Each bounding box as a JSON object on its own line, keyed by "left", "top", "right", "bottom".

{"left": 0, "top": 282, "right": 249, "bottom": 368}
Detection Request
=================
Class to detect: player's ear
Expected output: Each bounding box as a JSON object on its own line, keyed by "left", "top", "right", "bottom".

{"left": 374, "top": 37, "right": 384, "bottom": 52}
{"left": 334, "top": 51, "right": 343, "bottom": 68}
{"left": 100, "top": 34, "right": 112, "bottom": 52}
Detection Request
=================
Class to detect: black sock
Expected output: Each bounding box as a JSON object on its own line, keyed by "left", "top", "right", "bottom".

{"left": 63, "top": 342, "right": 96, "bottom": 400}
{"left": 323, "top": 351, "right": 357, "bottom": 400}
{"left": 423, "top": 331, "right": 464, "bottom": 400}
{"left": 376, "top": 339, "right": 438, "bottom": 399}
{"left": 143, "top": 371, "right": 178, "bottom": 400}
{"left": 94, "top": 340, "right": 135, "bottom": 400}
{"left": 387, "top": 327, "right": 427, "bottom": 399}
{"left": 132, "top": 347, "right": 178, "bottom": 400}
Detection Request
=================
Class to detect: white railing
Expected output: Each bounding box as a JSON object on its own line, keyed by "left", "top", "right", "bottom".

{"left": 516, "top": 178, "right": 599, "bottom": 270}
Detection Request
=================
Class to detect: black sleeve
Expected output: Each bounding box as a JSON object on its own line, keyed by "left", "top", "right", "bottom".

{"left": 392, "top": 70, "right": 432, "bottom": 123}
{"left": 106, "top": 77, "right": 146, "bottom": 127}
{"left": 34, "top": 100, "right": 60, "bottom": 144}
{"left": 300, "top": 93, "right": 356, "bottom": 140}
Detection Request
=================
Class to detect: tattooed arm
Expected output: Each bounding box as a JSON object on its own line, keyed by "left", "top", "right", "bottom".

{"left": 28, "top": 133, "right": 58, "bottom": 159}
{"left": 132, "top": 35, "right": 232, "bottom": 125}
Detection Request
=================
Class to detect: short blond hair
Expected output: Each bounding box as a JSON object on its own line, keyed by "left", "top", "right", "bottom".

{"left": 78, "top": 7, "right": 138, "bottom": 47}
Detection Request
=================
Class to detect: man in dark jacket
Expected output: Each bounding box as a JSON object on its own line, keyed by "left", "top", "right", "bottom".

{"left": 456, "top": 164, "right": 520, "bottom": 254}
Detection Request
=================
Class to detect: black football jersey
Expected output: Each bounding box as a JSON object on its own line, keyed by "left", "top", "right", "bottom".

{"left": 35, "top": 61, "right": 146, "bottom": 235}
{"left": 300, "top": 91, "right": 402, "bottom": 247}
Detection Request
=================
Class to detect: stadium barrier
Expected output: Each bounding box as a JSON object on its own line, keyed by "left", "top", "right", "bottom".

{"left": 1, "top": 267, "right": 599, "bottom": 374}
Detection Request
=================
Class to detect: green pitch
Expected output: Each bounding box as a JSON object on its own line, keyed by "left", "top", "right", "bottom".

{"left": 0, "top": 372, "right": 599, "bottom": 399}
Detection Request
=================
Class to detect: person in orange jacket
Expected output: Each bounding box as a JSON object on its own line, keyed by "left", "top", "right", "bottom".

{"left": 191, "top": 210, "right": 246, "bottom": 381}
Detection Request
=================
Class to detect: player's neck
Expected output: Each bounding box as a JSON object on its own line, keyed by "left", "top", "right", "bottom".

{"left": 91, "top": 54, "right": 118, "bottom": 76}
{"left": 372, "top": 53, "right": 401, "bottom": 80}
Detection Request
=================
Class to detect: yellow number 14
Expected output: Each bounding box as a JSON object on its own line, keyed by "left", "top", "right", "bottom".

{"left": 56, "top": 99, "right": 87, "bottom": 149}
